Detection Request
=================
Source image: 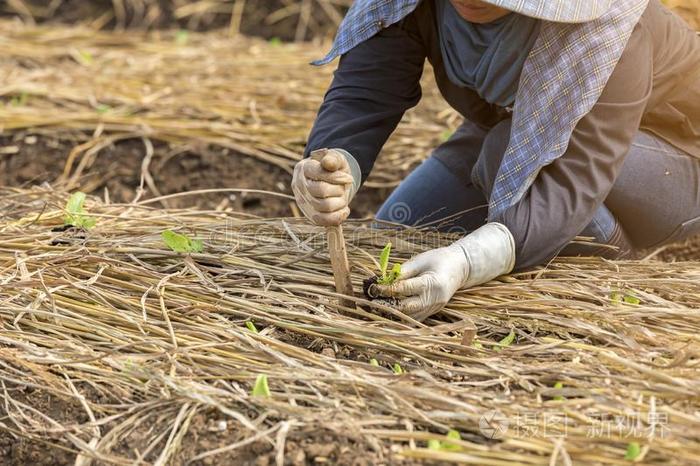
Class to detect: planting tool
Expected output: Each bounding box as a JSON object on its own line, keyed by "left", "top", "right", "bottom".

{"left": 311, "top": 149, "right": 355, "bottom": 307}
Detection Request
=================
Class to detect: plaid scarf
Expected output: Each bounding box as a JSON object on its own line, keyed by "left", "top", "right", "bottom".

{"left": 313, "top": 0, "right": 649, "bottom": 218}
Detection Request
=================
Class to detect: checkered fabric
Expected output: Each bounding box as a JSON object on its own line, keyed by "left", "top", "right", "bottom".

{"left": 475, "top": 0, "right": 614, "bottom": 23}
{"left": 488, "top": 0, "right": 649, "bottom": 217}
{"left": 313, "top": 0, "right": 649, "bottom": 218}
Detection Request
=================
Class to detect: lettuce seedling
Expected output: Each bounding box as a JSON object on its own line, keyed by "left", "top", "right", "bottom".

{"left": 392, "top": 363, "right": 404, "bottom": 375}
{"left": 377, "top": 242, "right": 401, "bottom": 285}
{"left": 428, "top": 430, "right": 462, "bottom": 452}
{"left": 161, "top": 229, "right": 203, "bottom": 253}
{"left": 245, "top": 321, "right": 259, "bottom": 333}
{"left": 493, "top": 329, "right": 516, "bottom": 352}
{"left": 63, "top": 192, "right": 96, "bottom": 230}
{"left": 10, "top": 91, "right": 28, "bottom": 107}
{"left": 369, "top": 358, "right": 379, "bottom": 367}
{"left": 175, "top": 30, "right": 189, "bottom": 45}
{"left": 251, "top": 374, "right": 271, "bottom": 398}
{"left": 611, "top": 291, "right": 641, "bottom": 305}
{"left": 553, "top": 381, "right": 565, "bottom": 401}
{"left": 625, "top": 442, "right": 641, "bottom": 461}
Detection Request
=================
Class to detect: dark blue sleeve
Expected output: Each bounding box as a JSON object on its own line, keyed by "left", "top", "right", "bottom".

{"left": 304, "top": 16, "right": 427, "bottom": 183}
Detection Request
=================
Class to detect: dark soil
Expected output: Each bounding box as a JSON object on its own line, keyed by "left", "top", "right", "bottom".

{"left": 0, "top": 359, "right": 412, "bottom": 466}
{"left": 0, "top": 132, "right": 389, "bottom": 219}
{"left": 0, "top": 385, "right": 86, "bottom": 465}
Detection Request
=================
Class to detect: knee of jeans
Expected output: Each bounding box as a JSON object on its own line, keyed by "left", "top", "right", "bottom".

{"left": 472, "top": 119, "right": 512, "bottom": 195}
{"left": 580, "top": 205, "right": 617, "bottom": 243}
{"left": 375, "top": 201, "right": 414, "bottom": 227}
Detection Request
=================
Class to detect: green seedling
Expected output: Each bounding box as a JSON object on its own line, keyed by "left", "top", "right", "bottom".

{"left": 245, "top": 321, "right": 259, "bottom": 333}
{"left": 376, "top": 242, "right": 402, "bottom": 285}
{"left": 78, "top": 50, "right": 94, "bottom": 65}
{"left": 427, "top": 430, "right": 462, "bottom": 452}
{"left": 493, "top": 329, "right": 516, "bottom": 352}
{"left": 625, "top": 442, "right": 641, "bottom": 461}
{"left": 251, "top": 374, "right": 270, "bottom": 397}
{"left": 175, "top": 30, "right": 189, "bottom": 45}
{"left": 369, "top": 358, "right": 379, "bottom": 367}
{"left": 161, "top": 229, "right": 203, "bottom": 254}
{"left": 392, "top": 363, "right": 404, "bottom": 375}
{"left": 553, "top": 381, "right": 565, "bottom": 401}
{"left": 611, "top": 291, "right": 641, "bottom": 305}
{"left": 268, "top": 37, "right": 282, "bottom": 46}
{"left": 63, "top": 192, "right": 96, "bottom": 230}
{"left": 10, "top": 91, "right": 28, "bottom": 107}
{"left": 96, "top": 104, "right": 111, "bottom": 114}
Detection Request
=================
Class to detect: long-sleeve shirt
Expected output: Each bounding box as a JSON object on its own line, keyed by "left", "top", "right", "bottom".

{"left": 304, "top": 0, "right": 700, "bottom": 269}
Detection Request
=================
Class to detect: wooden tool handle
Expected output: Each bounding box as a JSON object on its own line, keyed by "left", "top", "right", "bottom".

{"left": 327, "top": 224, "right": 355, "bottom": 307}
{"left": 310, "top": 148, "right": 355, "bottom": 307}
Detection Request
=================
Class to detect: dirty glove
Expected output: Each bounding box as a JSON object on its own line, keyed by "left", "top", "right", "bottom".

{"left": 374, "top": 223, "right": 515, "bottom": 322}
{"left": 292, "top": 148, "right": 361, "bottom": 226}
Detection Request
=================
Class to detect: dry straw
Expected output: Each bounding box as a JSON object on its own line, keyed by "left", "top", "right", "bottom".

{"left": 1, "top": 187, "right": 699, "bottom": 464}
{"left": 2, "top": 0, "right": 352, "bottom": 38}
{"left": 0, "top": 19, "right": 453, "bottom": 191}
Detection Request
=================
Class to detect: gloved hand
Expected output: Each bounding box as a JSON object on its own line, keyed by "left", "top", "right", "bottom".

{"left": 374, "top": 223, "right": 516, "bottom": 322}
{"left": 292, "top": 148, "right": 359, "bottom": 226}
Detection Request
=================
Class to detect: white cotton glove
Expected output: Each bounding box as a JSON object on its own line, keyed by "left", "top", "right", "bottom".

{"left": 292, "top": 148, "right": 360, "bottom": 226}
{"left": 374, "top": 223, "right": 516, "bottom": 322}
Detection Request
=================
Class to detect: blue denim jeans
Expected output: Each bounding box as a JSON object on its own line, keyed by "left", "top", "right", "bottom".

{"left": 376, "top": 126, "right": 700, "bottom": 254}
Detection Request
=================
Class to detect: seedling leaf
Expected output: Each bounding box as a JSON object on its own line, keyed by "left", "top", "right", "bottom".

{"left": 494, "top": 329, "right": 515, "bottom": 352}
{"left": 369, "top": 358, "right": 379, "bottom": 367}
{"left": 623, "top": 295, "right": 641, "bottom": 305}
{"left": 392, "top": 363, "right": 403, "bottom": 375}
{"left": 269, "top": 37, "right": 282, "bottom": 46}
{"left": 442, "top": 430, "right": 462, "bottom": 451}
{"left": 553, "top": 381, "right": 565, "bottom": 401}
{"left": 388, "top": 263, "right": 401, "bottom": 282}
{"left": 427, "top": 430, "right": 462, "bottom": 452}
{"left": 625, "top": 442, "right": 641, "bottom": 460}
{"left": 77, "top": 217, "right": 97, "bottom": 230}
{"left": 175, "top": 30, "right": 189, "bottom": 45}
{"left": 66, "top": 191, "right": 86, "bottom": 217}
{"left": 63, "top": 192, "right": 96, "bottom": 230}
{"left": 10, "top": 91, "right": 28, "bottom": 107}
{"left": 376, "top": 243, "right": 401, "bottom": 285}
{"left": 246, "top": 321, "right": 258, "bottom": 333}
{"left": 251, "top": 374, "right": 270, "bottom": 397}
{"left": 78, "top": 50, "right": 93, "bottom": 65}
{"left": 161, "top": 230, "right": 203, "bottom": 253}
{"left": 611, "top": 291, "right": 641, "bottom": 305}
{"left": 379, "top": 242, "right": 391, "bottom": 278}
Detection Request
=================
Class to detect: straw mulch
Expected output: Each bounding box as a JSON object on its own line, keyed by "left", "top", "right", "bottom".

{"left": 1, "top": 0, "right": 352, "bottom": 40}
{"left": 663, "top": 0, "right": 700, "bottom": 29}
{"left": 1, "top": 187, "right": 699, "bottom": 464}
{"left": 3, "top": 1, "right": 699, "bottom": 34}
{"left": 0, "top": 19, "right": 452, "bottom": 191}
